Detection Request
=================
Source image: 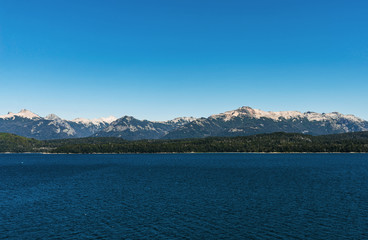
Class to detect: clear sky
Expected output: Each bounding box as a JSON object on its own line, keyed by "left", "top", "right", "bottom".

{"left": 0, "top": 0, "right": 367, "bottom": 121}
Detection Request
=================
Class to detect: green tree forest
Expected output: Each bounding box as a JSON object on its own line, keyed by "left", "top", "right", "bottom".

{"left": 1, "top": 131, "right": 368, "bottom": 153}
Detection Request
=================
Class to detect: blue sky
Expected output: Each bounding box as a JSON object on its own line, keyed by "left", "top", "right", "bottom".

{"left": 1, "top": 0, "right": 367, "bottom": 120}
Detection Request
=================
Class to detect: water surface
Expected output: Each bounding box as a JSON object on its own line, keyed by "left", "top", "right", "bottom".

{"left": 1, "top": 153, "right": 368, "bottom": 239}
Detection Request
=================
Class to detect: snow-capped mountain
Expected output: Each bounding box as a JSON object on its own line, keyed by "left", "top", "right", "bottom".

{"left": 93, "top": 116, "right": 196, "bottom": 140}
{"left": 0, "top": 109, "right": 41, "bottom": 120}
{"left": 0, "top": 110, "right": 117, "bottom": 140}
{"left": 163, "top": 106, "right": 368, "bottom": 139}
{"left": 1, "top": 107, "right": 367, "bottom": 140}
{"left": 72, "top": 116, "right": 117, "bottom": 126}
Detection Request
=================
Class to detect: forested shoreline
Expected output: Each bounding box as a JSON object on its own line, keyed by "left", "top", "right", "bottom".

{"left": 1, "top": 131, "right": 368, "bottom": 154}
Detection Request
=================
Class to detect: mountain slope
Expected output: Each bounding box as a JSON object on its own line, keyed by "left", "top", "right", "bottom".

{"left": 0, "top": 133, "right": 41, "bottom": 152}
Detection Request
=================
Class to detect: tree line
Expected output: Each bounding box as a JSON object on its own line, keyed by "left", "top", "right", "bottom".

{"left": 1, "top": 132, "right": 368, "bottom": 153}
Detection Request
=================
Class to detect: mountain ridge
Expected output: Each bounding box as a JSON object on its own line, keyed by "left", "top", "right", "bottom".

{"left": 0, "top": 109, "right": 116, "bottom": 140}
{"left": 0, "top": 107, "right": 367, "bottom": 140}
{"left": 163, "top": 106, "right": 368, "bottom": 139}
{"left": 0, "top": 109, "right": 196, "bottom": 140}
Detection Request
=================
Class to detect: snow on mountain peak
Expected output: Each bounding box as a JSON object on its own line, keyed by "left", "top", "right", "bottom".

{"left": 211, "top": 107, "right": 364, "bottom": 123}
{"left": 72, "top": 116, "right": 117, "bottom": 125}
{"left": 17, "top": 109, "right": 41, "bottom": 119}
{"left": 99, "top": 116, "right": 118, "bottom": 124}
{"left": 305, "top": 111, "right": 364, "bottom": 123}
{"left": 210, "top": 106, "right": 299, "bottom": 121}
{"left": 170, "top": 117, "right": 197, "bottom": 123}
{"left": 0, "top": 109, "right": 41, "bottom": 120}
{"left": 156, "top": 116, "right": 197, "bottom": 124}
{"left": 45, "top": 114, "right": 62, "bottom": 121}
{"left": 210, "top": 106, "right": 365, "bottom": 123}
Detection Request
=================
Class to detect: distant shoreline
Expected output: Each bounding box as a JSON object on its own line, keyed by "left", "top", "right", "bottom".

{"left": 1, "top": 152, "right": 367, "bottom": 155}
{"left": 2, "top": 132, "right": 368, "bottom": 154}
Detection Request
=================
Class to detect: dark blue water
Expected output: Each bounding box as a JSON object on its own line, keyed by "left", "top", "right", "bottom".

{"left": 1, "top": 154, "right": 368, "bottom": 239}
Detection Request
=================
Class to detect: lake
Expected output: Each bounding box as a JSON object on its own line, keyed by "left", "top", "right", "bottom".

{"left": 1, "top": 153, "right": 368, "bottom": 239}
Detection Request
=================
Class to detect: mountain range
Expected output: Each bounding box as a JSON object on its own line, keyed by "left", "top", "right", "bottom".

{"left": 0, "top": 107, "right": 367, "bottom": 140}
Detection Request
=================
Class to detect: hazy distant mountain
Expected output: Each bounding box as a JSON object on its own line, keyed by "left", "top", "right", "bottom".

{"left": 0, "top": 109, "right": 116, "bottom": 140}
{"left": 163, "top": 106, "right": 368, "bottom": 139}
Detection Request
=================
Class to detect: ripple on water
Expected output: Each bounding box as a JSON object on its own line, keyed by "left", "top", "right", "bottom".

{"left": 1, "top": 153, "right": 368, "bottom": 239}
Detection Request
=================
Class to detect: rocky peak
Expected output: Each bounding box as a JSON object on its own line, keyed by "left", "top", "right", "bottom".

{"left": 45, "top": 114, "right": 62, "bottom": 121}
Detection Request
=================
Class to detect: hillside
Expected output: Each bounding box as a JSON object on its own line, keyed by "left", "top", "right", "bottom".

{"left": 0, "top": 133, "right": 42, "bottom": 152}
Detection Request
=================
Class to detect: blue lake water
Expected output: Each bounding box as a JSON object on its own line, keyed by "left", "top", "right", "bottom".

{"left": 1, "top": 153, "right": 368, "bottom": 239}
